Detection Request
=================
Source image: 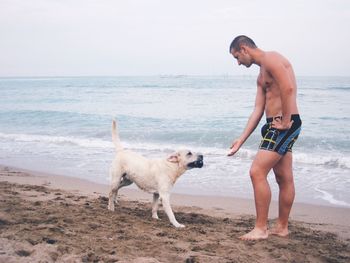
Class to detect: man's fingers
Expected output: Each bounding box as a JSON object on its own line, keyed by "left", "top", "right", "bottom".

{"left": 227, "top": 147, "right": 234, "bottom": 156}
{"left": 228, "top": 146, "right": 238, "bottom": 156}
{"left": 229, "top": 140, "right": 241, "bottom": 156}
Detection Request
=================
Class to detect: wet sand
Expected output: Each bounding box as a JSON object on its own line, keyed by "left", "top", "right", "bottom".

{"left": 0, "top": 165, "right": 349, "bottom": 262}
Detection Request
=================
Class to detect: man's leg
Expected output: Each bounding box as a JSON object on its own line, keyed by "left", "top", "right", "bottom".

{"left": 240, "top": 150, "right": 282, "bottom": 240}
{"left": 270, "top": 152, "right": 294, "bottom": 236}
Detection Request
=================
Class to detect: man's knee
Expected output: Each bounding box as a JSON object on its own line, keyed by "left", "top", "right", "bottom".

{"left": 274, "top": 170, "right": 283, "bottom": 185}
{"left": 274, "top": 170, "right": 294, "bottom": 186}
{"left": 249, "top": 165, "right": 266, "bottom": 181}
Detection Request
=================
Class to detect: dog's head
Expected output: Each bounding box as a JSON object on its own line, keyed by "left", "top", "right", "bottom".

{"left": 167, "top": 149, "right": 204, "bottom": 169}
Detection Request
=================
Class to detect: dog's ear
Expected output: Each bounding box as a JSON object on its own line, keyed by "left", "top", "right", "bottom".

{"left": 167, "top": 152, "right": 179, "bottom": 163}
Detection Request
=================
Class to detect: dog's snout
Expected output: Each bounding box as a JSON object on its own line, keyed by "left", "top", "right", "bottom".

{"left": 195, "top": 154, "right": 204, "bottom": 168}
{"left": 187, "top": 153, "right": 204, "bottom": 169}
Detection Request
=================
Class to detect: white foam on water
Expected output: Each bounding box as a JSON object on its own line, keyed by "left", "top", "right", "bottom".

{"left": 314, "top": 187, "right": 350, "bottom": 207}
{"left": 294, "top": 152, "right": 350, "bottom": 169}
{"left": 1, "top": 131, "right": 350, "bottom": 207}
{"left": 1, "top": 132, "right": 349, "bottom": 169}
{"left": 0, "top": 132, "right": 112, "bottom": 149}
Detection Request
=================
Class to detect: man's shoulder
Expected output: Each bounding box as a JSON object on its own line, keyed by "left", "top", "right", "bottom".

{"left": 263, "top": 51, "right": 289, "bottom": 69}
{"left": 264, "top": 51, "right": 284, "bottom": 61}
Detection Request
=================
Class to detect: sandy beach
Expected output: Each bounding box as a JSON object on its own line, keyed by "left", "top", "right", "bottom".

{"left": 0, "top": 165, "right": 349, "bottom": 263}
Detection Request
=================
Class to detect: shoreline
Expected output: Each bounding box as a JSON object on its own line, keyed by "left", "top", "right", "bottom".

{"left": 1, "top": 162, "right": 347, "bottom": 208}
{"left": 1, "top": 164, "right": 350, "bottom": 262}
{"left": 0, "top": 165, "right": 350, "bottom": 239}
{"left": 1, "top": 164, "right": 350, "bottom": 237}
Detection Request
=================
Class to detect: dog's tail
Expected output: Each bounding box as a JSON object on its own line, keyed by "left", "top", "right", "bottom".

{"left": 112, "top": 119, "right": 124, "bottom": 152}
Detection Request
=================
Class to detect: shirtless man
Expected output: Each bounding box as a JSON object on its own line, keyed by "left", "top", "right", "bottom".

{"left": 228, "top": 35, "right": 302, "bottom": 240}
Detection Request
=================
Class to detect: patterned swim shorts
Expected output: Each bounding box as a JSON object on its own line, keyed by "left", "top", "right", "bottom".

{"left": 259, "top": 114, "right": 302, "bottom": 155}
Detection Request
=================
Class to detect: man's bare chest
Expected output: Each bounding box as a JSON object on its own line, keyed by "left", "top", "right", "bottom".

{"left": 258, "top": 69, "right": 274, "bottom": 89}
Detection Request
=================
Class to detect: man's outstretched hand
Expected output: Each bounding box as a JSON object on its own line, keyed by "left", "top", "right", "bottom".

{"left": 227, "top": 139, "right": 242, "bottom": 156}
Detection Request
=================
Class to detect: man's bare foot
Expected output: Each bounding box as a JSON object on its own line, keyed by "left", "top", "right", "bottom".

{"left": 269, "top": 224, "right": 289, "bottom": 237}
{"left": 239, "top": 227, "right": 268, "bottom": 241}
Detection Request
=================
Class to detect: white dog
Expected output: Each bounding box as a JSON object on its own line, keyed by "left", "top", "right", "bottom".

{"left": 108, "top": 120, "right": 203, "bottom": 228}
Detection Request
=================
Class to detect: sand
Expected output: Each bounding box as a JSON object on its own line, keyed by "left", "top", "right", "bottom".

{"left": 0, "top": 165, "right": 349, "bottom": 263}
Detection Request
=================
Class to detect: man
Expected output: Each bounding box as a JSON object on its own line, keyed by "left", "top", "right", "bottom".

{"left": 228, "top": 35, "right": 302, "bottom": 240}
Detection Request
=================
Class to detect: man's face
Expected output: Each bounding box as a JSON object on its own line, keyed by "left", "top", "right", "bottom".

{"left": 231, "top": 48, "right": 252, "bottom": 68}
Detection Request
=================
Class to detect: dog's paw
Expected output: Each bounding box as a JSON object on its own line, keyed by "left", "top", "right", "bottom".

{"left": 152, "top": 215, "right": 160, "bottom": 220}
{"left": 174, "top": 223, "right": 185, "bottom": 228}
{"left": 107, "top": 205, "right": 115, "bottom": 211}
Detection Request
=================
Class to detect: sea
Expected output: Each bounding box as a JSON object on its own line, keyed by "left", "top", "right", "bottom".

{"left": 0, "top": 75, "right": 349, "bottom": 208}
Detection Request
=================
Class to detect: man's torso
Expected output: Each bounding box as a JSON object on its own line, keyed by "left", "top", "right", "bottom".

{"left": 257, "top": 52, "right": 298, "bottom": 118}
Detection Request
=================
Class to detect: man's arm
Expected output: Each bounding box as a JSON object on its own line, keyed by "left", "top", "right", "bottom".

{"left": 228, "top": 84, "right": 265, "bottom": 156}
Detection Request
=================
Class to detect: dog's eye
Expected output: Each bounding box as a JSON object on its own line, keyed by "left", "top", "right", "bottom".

{"left": 187, "top": 152, "right": 192, "bottom": 156}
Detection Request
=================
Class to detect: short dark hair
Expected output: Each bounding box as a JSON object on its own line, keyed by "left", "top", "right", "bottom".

{"left": 229, "top": 35, "right": 257, "bottom": 53}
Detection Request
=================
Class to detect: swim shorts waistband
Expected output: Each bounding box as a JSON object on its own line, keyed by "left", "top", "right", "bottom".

{"left": 266, "top": 114, "right": 300, "bottom": 123}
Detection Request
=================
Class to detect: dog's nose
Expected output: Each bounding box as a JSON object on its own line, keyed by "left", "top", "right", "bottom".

{"left": 198, "top": 154, "right": 203, "bottom": 160}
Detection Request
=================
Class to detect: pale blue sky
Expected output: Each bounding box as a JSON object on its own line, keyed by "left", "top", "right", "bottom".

{"left": 0, "top": 0, "right": 349, "bottom": 77}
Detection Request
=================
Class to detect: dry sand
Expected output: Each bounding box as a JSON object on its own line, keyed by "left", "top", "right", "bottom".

{"left": 0, "top": 165, "right": 349, "bottom": 263}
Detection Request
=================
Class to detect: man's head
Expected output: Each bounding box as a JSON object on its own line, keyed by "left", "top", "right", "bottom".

{"left": 229, "top": 35, "right": 257, "bottom": 53}
{"left": 229, "top": 35, "right": 257, "bottom": 67}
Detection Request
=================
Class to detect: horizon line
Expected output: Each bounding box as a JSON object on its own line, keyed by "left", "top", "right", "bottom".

{"left": 1, "top": 74, "right": 350, "bottom": 79}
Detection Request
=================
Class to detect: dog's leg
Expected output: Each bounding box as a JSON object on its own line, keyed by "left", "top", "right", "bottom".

{"left": 108, "top": 183, "right": 120, "bottom": 211}
{"left": 108, "top": 187, "right": 118, "bottom": 211}
{"left": 152, "top": 193, "right": 160, "bottom": 219}
{"left": 108, "top": 165, "right": 123, "bottom": 211}
{"left": 159, "top": 192, "right": 185, "bottom": 228}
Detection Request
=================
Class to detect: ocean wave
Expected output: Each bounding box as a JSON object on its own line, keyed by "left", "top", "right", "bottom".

{"left": 293, "top": 153, "right": 350, "bottom": 169}
{"left": 315, "top": 187, "right": 350, "bottom": 207}
{"left": 1, "top": 132, "right": 349, "bottom": 169}
{"left": 0, "top": 132, "right": 112, "bottom": 149}
{"left": 329, "top": 86, "right": 350, "bottom": 91}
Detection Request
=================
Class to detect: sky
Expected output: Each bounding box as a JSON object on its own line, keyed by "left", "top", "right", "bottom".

{"left": 0, "top": 0, "right": 349, "bottom": 77}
